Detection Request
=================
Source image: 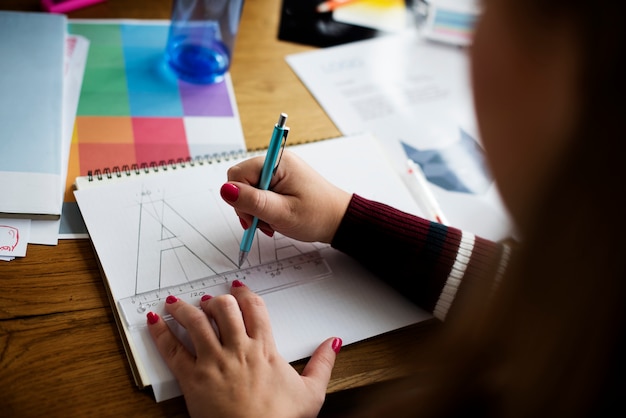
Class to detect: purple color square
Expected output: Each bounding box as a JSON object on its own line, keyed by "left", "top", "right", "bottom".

{"left": 179, "top": 79, "right": 234, "bottom": 117}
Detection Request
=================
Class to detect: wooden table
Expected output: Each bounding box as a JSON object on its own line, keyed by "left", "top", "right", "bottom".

{"left": 0, "top": 1, "right": 437, "bottom": 416}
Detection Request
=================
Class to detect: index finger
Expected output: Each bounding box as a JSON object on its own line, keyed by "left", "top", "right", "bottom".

{"left": 163, "top": 296, "right": 222, "bottom": 358}
{"left": 226, "top": 156, "right": 264, "bottom": 185}
{"left": 230, "top": 280, "right": 275, "bottom": 344}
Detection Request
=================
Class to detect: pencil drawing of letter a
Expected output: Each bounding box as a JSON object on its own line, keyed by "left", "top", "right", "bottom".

{"left": 134, "top": 186, "right": 237, "bottom": 294}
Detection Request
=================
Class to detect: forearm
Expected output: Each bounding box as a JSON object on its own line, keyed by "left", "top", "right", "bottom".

{"left": 331, "top": 194, "right": 511, "bottom": 320}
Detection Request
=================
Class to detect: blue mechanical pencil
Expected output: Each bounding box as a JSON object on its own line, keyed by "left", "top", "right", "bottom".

{"left": 238, "top": 113, "right": 289, "bottom": 267}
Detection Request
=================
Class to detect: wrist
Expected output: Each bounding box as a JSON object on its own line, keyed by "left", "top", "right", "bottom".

{"left": 324, "top": 191, "right": 352, "bottom": 243}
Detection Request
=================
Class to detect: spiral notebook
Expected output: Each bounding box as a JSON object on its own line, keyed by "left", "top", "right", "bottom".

{"left": 74, "top": 133, "right": 431, "bottom": 402}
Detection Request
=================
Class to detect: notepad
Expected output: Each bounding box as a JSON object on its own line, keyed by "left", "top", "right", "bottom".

{"left": 74, "top": 133, "right": 432, "bottom": 402}
{"left": 0, "top": 11, "right": 67, "bottom": 220}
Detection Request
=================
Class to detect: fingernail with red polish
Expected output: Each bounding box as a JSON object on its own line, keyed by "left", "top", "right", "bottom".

{"left": 232, "top": 280, "right": 245, "bottom": 288}
{"left": 332, "top": 337, "right": 343, "bottom": 353}
{"left": 147, "top": 312, "right": 159, "bottom": 325}
{"left": 166, "top": 295, "right": 178, "bottom": 304}
{"left": 201, "top": 294, "right": 212, "bottom": 302}
{"left": 239, "top": 217, "right": 249, "bottom": 230}
{"left": 260, "top": 228, "right": 274, "bottom": 237}
{"left": 220, "top": 183, "right": 239, "bottom": 202}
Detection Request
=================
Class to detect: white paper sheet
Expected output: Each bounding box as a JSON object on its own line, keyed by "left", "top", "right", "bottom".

{"left": 0, "top": 219, "right": 30, "bottom": 260}
{"left": 286, "top": 31, "right": 514, "bottom": 241}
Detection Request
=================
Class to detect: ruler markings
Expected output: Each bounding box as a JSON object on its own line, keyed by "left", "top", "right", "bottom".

{"left": 118, "top": 251, "right": 331, "bottom": 329}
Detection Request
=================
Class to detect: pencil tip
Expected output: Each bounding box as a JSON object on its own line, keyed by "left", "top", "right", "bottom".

{"left": 238, "top": 251, "right": 247, "bottom": 268}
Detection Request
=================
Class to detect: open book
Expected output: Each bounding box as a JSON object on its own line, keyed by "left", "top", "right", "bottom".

{"left": 74, "top": 133, "right": 431, "bottom": 402}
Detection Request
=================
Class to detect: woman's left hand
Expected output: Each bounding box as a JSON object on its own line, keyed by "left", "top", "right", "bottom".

{"left": 147, "top": 280, "right": 342, "bottom": 418}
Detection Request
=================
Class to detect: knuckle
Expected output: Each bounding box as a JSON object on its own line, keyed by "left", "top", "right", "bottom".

{"left": 241, "top": 293, "right": 266, "bottom": 310}
{"left": 251, "top": 188, "right": 268, "bottom": 213}
{"left": 185, "top": 309, "right": 208, "bottom": 328}
{"left": 212, "top": 294, "right": 239, "bottom": 311}
{"left": 165, "top": 338, "right": 187, "bottom": 360}
{"left": 225, "top": 164, "right": 238, "bottom": 180}
{"left": 152, "top": 322, "right": 170, "bottom": 342}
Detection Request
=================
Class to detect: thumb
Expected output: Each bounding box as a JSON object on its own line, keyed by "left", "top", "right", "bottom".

{"left": 300, "top": 337, "right": 342, "bottom": 390}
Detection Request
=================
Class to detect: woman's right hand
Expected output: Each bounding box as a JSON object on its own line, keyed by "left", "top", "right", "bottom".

{"left": 219, "top": 150, "right": 352, "bottom": 244}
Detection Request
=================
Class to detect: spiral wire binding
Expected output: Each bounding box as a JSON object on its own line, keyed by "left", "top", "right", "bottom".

{"left": 86, "top": 149, "right": 248, "bottom": 182}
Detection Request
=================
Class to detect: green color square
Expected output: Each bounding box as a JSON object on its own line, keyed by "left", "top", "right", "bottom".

{"left": 78, "top": 68, "right": 130, "bottom": 116}
{"left": 70, "top": 23, "right": 130, "bottom": 116}
{"left": 69, "top": 23, "right": 122, "bottom": 46}
{"left": 84, "top": 45, "right": 125, "bottom": 69}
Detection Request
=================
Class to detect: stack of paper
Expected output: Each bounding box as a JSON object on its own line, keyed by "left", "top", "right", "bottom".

{"left": 0, "top": 11, "right": 88, "bottom": 260}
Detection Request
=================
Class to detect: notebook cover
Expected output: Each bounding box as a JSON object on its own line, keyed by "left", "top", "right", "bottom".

{"left": 0, "top": 11, "right": 67, "bottom": 219}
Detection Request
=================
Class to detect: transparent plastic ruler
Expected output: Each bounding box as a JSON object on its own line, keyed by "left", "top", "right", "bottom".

{"left": 118, "top": 251, "right": 331, "bottom": 329}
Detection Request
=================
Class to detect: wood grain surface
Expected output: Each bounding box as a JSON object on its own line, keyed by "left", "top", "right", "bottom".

{"left": 0, "top": 1, "right": 436, "bottom": 416}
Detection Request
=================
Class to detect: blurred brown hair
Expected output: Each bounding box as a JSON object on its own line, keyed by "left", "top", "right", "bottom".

{"left": 354, "top": 0, "right": 626, "bottom": 416}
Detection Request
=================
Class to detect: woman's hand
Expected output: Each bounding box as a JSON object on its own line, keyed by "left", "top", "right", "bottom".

{"left": 219, "top": 151, "right": 352, "bottom": 244}
{"left": 147, "top": 280, "right": 342, "bottom": 418}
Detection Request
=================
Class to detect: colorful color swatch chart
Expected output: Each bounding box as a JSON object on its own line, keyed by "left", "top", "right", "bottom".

{"left": 60, "top": 21, "right": 245, "bottom": 236}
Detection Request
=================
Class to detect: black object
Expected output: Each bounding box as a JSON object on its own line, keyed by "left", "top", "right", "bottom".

{"left": 278, "top": 0, "right": 381, "bottom": 47}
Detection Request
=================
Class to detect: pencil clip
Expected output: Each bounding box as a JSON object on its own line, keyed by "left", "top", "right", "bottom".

{"left": 273, "top": 127, "right": 289, "bottom": 175}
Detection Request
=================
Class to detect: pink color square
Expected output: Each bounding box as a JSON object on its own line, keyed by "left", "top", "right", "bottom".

{"left": 41, "top": 0, "right": 107, "bottom": 14}
{"left": 132, "top": 117, "right": 190, "bottom": 164}
{"left": 78, "top": 143, "right": 136, "bottom": 176}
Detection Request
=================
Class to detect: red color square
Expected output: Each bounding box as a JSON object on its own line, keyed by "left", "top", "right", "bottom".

{"left": 78, "top": 143, "right": 137, "bottom": 176}
{"left": 132, "top": 117, "right": 190, "bottom": 164}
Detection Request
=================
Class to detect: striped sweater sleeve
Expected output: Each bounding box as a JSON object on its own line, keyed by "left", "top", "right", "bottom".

{"left": 331, "top": 194, "right": 511, "bottom": 321}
